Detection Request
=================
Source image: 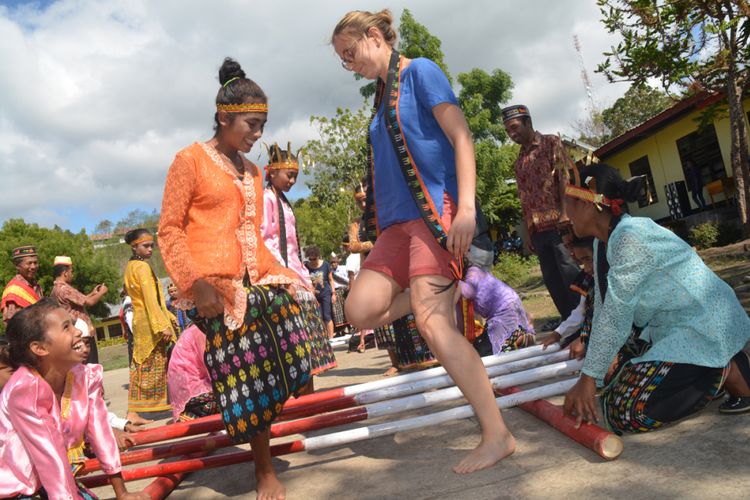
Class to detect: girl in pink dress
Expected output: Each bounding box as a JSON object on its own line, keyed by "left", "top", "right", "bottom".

{"left": 167, "top": 324, "right": 218, "bottom": 422}
{"left": 260, "top": 143, "right": 337, "bottom": 390}
{"left": 0, "top": 298, "right": 146, "bottom": 500}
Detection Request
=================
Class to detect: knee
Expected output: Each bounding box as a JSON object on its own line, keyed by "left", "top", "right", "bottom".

{"left": 344, "top": 300, "right": 367, "bottom": 329}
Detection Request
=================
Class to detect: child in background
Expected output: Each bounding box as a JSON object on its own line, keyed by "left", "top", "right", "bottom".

{"left": 305, "top": 245, "right": 337, "bottom": 340}
{"left": 261, "top": 145, "right": 337, "bottom": 385}
{"left": 330, "top": 255, "right": 350, "bottom": 332}
{"left": 0, "top": 299, "right": 146, "bottom": 499}
{"left": 542, "top": 236, "right": 595, "bottom": 357}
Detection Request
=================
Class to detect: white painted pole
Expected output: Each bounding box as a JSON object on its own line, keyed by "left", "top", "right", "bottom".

{"left": 365, "top": 359, "right": 582, "bottom": 419}
{"left": 329, "top": 334, "right": 353, "bottom": 346}
{"left": 342, "top": 344, "right": 561, "bottom": 396}
{"left": 356, "top": 349, "right": 571, "bottom": 405}
{"left": 304, "top": 378, "right": 578, "bottom": 450}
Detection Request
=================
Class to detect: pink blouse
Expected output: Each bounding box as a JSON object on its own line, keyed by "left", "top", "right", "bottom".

{"left": 0, "top": 364, "right": 121, "bottom": 499}
{"left": 167, "top": 325, "right": 213, "bottom": 422}
{"left": 260, "top": 187, "right": 313, "bottom": 290}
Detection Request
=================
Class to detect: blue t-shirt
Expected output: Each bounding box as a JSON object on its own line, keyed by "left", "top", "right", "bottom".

{"left": 370, "top": 58, "right": 459, "bottom": 230}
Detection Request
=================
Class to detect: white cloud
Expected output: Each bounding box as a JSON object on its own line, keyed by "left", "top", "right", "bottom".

{"left": 0, "top": 0, "right": 631, "bottom": 231}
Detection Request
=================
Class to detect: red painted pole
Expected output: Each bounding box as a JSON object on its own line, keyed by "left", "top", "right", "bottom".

{"left": 141, "top": 450, "right": 210, "bottom": 500}
{"left": 498, "top": 387, "right": 623, "bottom": 460}
{"left": 80, "top": 440, "right": 306, "bottom": 487}
{"left": 130, "top": 391, "right": 354, "bottom": 447}
{"left": 82, "top": 406, "right": 369, "bottom": 474}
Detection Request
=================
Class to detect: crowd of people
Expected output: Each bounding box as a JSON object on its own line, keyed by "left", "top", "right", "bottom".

{"left": 0, "top": 7, "right": 748, "bottom": 500}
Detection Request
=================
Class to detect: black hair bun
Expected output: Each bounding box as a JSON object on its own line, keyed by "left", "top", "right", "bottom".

{"left": 622, "top": 176, "right": 648, "bottom": 203}
{"left": 218, "top": 57, "right": 246, "bottom": 86}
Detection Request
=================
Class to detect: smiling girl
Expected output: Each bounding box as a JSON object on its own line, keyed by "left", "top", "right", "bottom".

{"left": 0, "top": 299, "right": 145, "bottom": 499}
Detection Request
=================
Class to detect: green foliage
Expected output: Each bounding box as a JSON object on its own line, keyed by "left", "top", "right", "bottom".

{"left": 689, "top": 222, "right": 719, "bottom": 249}
{"left": 293, "top": 196, "right": 354, "bottom": 259}
{"left": 457, "top": 68, "right": 513, "bottom": 143}
{"left": 596, "top": 1, "right": 750, "bottom": 231}
{"left": 597, "top": 1, "right": 749, "bottom": 93}
{"left": 398, "top": 9, "right": 452, "bottom": 84}
{"left": 474, "top": 142, "right": 521, "bottom": 227}
{"left": 492, "top": 253, "right": 540, "bottom": 289}
{"left": 0, "top": 219, "right": 121, "bottom": 320}
{"left": 304, "top": 104, "right": 371, "bottom": 205}
{"left": 601, "top": 84, "right": 674, "bottom": 139}
{"left": 113, "top": 209, "right": 160, "bottom": 233}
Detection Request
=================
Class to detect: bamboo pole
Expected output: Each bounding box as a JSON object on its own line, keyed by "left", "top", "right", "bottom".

{"left": 85, "top": 357, "right": 579, "bottom": 473}
{"left": 499, "top": 386, "right": 623, "bottom": 460}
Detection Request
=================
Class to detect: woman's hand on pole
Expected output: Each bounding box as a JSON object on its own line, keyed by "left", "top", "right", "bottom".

{"left": 563, "top": 373, "right": 599, "bottom": 428}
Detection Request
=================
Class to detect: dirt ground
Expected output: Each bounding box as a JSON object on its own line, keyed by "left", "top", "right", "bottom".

{"left": 95, "top": 348, "right": 750, "bottom": 500}
{"left": 90, "top": 241, "right": 750, "bottom": 499}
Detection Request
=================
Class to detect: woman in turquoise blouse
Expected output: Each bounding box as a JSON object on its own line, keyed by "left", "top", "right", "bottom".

{"left": 562, "top": 164, "right": 750, "bottom": 433}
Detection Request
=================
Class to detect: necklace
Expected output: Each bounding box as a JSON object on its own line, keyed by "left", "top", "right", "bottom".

{"left": 213, "top": 143, "right": 245, "bottom": 179}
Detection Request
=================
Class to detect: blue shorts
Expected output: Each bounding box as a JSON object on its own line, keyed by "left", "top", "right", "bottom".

{"left": 317, "top": 291, "right": 333, "bottom": 322}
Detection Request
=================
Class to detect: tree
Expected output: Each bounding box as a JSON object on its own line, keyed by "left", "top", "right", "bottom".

{"left": 572, "top": 84, "right": 674, "bottom": 146}
{"left": 456, "top": 68, "right": 521, "bottom": 227}
{"left": 113, "top": 209, "right": 160, "bottom": 233}
{"left": 293, "top": 197, "right": 355, "bottom": 259}
{"left": 597, "top": 0, "right": 750, "bottom": 233}
{"left": 0, "top": 219, "right": 122, "bottom": 321}
{"left": 304, "top": 104, "right": 371, "bottom": 205}
{"left": 601, "top": 84, "right": 674, "bottom": 139}
{"left": 93, "top": 219, "right": 113, "bottom": 235}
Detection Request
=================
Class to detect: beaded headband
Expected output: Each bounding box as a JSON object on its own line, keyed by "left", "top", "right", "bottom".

{"left": 216, "top": 102, "right": 269, "bottom": 113}
{"left": 130, "top": 235, "right": 154, "bottom": 246}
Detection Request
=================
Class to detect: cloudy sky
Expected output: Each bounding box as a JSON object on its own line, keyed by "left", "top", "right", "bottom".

{"left": 0, "top": 0, "right": 629, "bottom": 233}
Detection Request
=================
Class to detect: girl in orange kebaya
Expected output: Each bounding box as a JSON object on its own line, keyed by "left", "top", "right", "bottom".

{"left": 159, "top": 57, "right": 312, "bottom": 500}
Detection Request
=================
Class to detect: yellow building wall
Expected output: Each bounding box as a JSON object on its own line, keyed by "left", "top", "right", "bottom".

{"left": 600, "top": 97, "right": 750, "bottom": 220}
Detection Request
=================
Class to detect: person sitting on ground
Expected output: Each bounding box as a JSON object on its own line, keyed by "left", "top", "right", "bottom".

{"left": 459, "top": 265, "right": 535, "bottom": 355}
{"left": 74, "top": 318, "right": 146, "bottom": 451}
{"left": 0, "top": 299, "right": 147, "bottom": 499}
{"left": 542, "top": 236, "right": 595, "bottom": 354}
{"left": 167, "top": 324, "right": 218, "bottom": 423}
{"left": 562, "top": 163, "right": 750, "bottom": 434}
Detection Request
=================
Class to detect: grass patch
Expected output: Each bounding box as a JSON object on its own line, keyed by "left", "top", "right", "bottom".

{"left": 99, "top": 343, "right": 130, "bottom": 371}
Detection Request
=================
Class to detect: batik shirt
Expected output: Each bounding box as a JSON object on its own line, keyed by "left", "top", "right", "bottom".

{"left": 513, "top": 132, "right": 570, "bottom": 235}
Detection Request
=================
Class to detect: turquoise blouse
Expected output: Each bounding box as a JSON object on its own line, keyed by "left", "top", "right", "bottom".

{"left": 583, "top": 215, "right": 750, "bottom": 384}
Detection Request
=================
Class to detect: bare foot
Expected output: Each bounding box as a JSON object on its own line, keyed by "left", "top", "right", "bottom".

{"left": 256, "top": 470, "right": 286, "bottom": 500}
{"left": 382, "top": 366, "right": 399, "bottom": 377}
{"left": 452, "top": 434, "right": 516, "bottom": 474}
{"left": 126, "top": 413, "right": 153, "bottom": 426}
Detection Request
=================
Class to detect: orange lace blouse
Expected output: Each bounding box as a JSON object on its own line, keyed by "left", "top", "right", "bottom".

{"left": 158, "top": 142, "right": 300, "bottom": 329}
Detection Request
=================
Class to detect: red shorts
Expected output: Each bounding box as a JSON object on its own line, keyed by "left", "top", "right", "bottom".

{"left": 362, "top": 194, "right": 457, "bottom": 290}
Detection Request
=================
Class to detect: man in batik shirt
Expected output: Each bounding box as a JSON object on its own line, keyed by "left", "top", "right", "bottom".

{"left": 503, "top": 105, "right": 580, "bottom": 326}
{"left": 50, "top": 255, "right": 108, "bottom": 363}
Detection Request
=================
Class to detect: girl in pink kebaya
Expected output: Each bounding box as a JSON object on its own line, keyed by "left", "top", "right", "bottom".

{"left": 0, "top": 298, "right": 146, "bottom": 499}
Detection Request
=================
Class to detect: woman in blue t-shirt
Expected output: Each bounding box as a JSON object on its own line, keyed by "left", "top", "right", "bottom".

{"left": 331, "top": 9, "right": 516, "bottom": 474}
